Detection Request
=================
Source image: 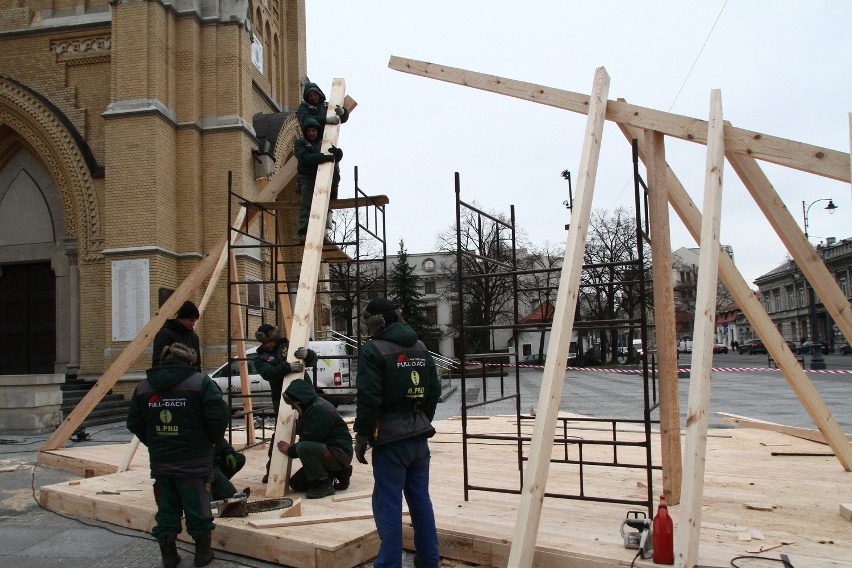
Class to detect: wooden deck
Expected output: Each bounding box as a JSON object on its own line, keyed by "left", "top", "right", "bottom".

{"left": 38, "top": 416, "right": 852, "bottom": 567}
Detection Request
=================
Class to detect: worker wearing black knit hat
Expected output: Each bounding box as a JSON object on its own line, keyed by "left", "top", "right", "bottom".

{"left": 254, "top": 323, "right": 318, "bottom": 483}
{"left": 152, "top": 300, "right": 202, "bottom": 370}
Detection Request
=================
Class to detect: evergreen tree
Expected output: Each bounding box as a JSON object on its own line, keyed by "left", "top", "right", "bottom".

{"left": 388, "top": 239, "right": 430, "bottom": 340}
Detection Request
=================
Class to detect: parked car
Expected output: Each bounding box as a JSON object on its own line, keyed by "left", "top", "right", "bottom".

{"left": 784, "top": 340, "right": 797, "bottom": 352}
{"left": 211, "top": 341, "right": 356, "bottom": 408}
{"left": 796, "top": 341, "right": 830, "bottom": 356}
{"left": 519, "top": 353, "right": 546, "bottom": 365}
{"left": 841, "top": 343, "right": 852, "bottom": 355}
{"left": 738, "top": 339, "right": 767, "bottom": 355}
{"left": 712, "top": 343, "right": 728, "bottom": 354}
{"left": 677, "top": 339, "right": 693, "bottom": 354}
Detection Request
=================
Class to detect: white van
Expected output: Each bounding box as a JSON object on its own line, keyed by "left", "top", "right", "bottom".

{"left": 210, "top": 340, "right": 356, "bottom": 409}
{"left": 307, "top": 340, "right": 356, "bottom": 406}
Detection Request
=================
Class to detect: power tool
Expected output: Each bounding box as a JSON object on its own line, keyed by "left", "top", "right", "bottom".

{"left": 210, "top": 489, "right": 293, "bottom": 518}
{"left": 620, "top": 510, "right": 653, "bottom": 559}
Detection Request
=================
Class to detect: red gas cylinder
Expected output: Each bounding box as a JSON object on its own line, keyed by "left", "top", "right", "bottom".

{"left": 653, "top": 495, "right": 674, "bottom": 564}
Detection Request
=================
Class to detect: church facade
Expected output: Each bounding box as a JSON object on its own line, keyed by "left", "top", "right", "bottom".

{"left": 0, "top": 0, "right": 307, "bottom": 380}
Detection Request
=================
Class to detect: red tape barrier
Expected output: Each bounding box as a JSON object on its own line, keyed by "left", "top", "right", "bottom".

{"left": 466, "top": 362, "right": 852, "bottom": 375}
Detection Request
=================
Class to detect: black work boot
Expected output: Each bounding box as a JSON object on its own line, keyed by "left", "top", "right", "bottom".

{"left": 333, "top": 465, "right": 353, "bottom": 491}
{"left": 157, "top": 533, "right": 181, "bottom": 568}
{"left": 306, "top": 477, "right": 335, "bottom": 499}
{"left": 193, "top": 533, "right": 214, "bottom": 567}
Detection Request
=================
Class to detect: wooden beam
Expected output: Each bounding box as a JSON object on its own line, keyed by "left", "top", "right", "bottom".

{"left": 618, "top": 122, "right": 852, "bottom": 471}
{"left": 266, "top": 79, "right": 347, "bottom": 498}
{"left": 40, "top": 159, "right": 296, "bottom": 451}
{"left": 388, "top": 56, "right": 850, "bottom": 183}
{"left": 507, "top": 67, "right": 610, "bottom": 568}
{"left": 251, "top": 194, "right": 390, "bottom": 211}
{"left": 725, "top": 153, "right": 852, "bottom": 345}
{"left": 117, "top": 436, "right": 139, "bottom": 472}
{"left": 228, "top": 248, "right": 255, "bottom": 442}
{"left": 247, "top": 509, "right": 378, "bottom": 529}
{"left": 716, "top": 412, "right": 852, "bottom": 444}
{"left": 676, "top": 89, "right": 726, "bottom": 568}
{"left": 644, "top": 128, "right": 682, "bottom": 503}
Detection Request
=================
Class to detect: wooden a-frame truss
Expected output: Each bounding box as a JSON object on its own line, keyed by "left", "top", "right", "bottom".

{"left": 388, "top": 56, "right": 852, "bottom": 568}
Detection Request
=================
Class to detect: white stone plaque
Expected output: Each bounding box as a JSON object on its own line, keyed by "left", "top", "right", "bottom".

{"left": 111, "top": 259, "right": 150, "bottom": 341}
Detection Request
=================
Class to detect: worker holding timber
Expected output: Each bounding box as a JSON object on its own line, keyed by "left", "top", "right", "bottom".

{"left": 354, "top": 298, "right": 442, "bottom": 568}
{"left": 275, "top": 379, "right": 354, "bottom": 498}
{"left": 296, "top": 79, "right": 349, "bottom": 135}
{"left": 254, "top": 323, "right": 318, "bottom": 483}
{"left": 127, "top": 343, "right": 229, "bottom": 568}
{"left": 295, "top": 79, "right": 346, "bottom": 237}
{"left": 294, "top": 116, "right": 342, "bottom": 239}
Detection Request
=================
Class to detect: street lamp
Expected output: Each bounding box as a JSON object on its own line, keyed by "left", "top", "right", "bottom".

{"left": 801, "top": 198, "right": 838, "bottom": 370}
{"left": 802, "top": 198, "right": 838, "bottom": 239}
{"left": 562, "top": 170, "right": 573, "bottom": 230}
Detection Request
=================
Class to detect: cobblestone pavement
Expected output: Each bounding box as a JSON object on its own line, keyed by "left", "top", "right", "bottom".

{"left": 2, "top": 352, "right": 849, "bottom": 567}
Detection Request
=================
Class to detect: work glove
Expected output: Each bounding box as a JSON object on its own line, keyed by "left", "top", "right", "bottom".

{"left": 334, "top": 105, "right": 345, "bottom": 117}
{"left": 355, "top": 434, "right": 370, "bottom": 465}
{"left": 293, "top": 347, "right": 308, "bottom": 360}
{"left": 329, "top": 145, "right": 343, "bottom": 161}
{"left": 325, "top": 115, "right": 340, "bottom": 125}
{"left": 225, "top": 454, "right": 238, "bottom": 471}
{"left": 289, "top": 360, "right": 305, "bottom": 374}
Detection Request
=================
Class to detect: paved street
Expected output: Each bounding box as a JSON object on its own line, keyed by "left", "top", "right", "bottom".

{"left": 427, "top": 352, "right": 852, "bottom": 430}
{"left": 2, "top": 353, "right": 850, "bottom": 567}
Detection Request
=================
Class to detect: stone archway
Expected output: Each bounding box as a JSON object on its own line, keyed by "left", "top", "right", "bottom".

{"left": 0, "top": 78, "right": 102, "bottom": 374}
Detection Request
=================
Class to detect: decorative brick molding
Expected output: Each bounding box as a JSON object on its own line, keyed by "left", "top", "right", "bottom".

{"left": 51, "top": 36, "right": 111, "bottom": 58}
{"left": 0, "top": 78, "right": 103, "bottom": 260}
{"left": 272, "top": 113, "right": 299, "bottom": 173}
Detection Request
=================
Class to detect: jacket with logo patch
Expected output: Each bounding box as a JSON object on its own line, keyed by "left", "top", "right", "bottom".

{"left": 127, "top": 361, "right": 229, "bottom": 477}
{"left": 283, "top": 379, "right": 353, "bottom": 461}
{"left": 354, "top": 322, "right": 440, "bottom": 442}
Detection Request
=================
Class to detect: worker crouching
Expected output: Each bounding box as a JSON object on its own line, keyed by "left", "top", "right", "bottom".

{"left": 275, "top": 379, "right": 353, "bottom": 498}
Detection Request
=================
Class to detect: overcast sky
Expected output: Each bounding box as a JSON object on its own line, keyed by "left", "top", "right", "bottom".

{"left": 304, "top": 1, "right": 851, "bottom": 287}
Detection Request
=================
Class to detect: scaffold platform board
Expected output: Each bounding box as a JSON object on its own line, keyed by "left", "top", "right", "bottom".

{"left": 37, "top": 416, "right": 852, "bottom": 567}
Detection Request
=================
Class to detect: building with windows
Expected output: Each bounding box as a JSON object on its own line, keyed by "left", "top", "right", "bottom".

{"left": 753, "top": 236, "right": 852, "bottom": 351}
{"left": 0, "top": 0, "right": 310, "bottom": 381}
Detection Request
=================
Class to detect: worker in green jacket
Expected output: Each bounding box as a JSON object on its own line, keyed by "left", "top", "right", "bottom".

{"left": 275, "top": 379, "right": 353, "bottom": 499}
{"left": 294, "top": 116, "right": 342, "bottom": 238}
{"left": 354, "top": 298, "right": 442, "bottom": 568}
{"left": 254, "top": 323, "right": 318, "bottom": 483}
{"left": 296, "top": 79, "right": 349, "bottom": 137}
{"left": 127, "top": 343, "right": 229, "bottom": 568}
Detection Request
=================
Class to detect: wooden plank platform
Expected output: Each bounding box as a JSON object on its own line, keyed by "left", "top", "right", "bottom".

{"left": 37, "top": 416, "right": 852, "bottom": 567}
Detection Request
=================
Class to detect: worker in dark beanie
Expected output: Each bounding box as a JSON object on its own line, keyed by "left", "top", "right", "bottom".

{"left": 127, "top": 342, "right": 228, "bottom": 568}
{"left": 152, "top": 300, "right": 202, "bottom": 370}
{"left": 354, "top": 297, "right": 442, "bottom": 568}
{"left": 254, "top": 323, "right": 318, "bottom": 483}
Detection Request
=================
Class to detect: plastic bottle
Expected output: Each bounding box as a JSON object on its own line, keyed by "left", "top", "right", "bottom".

{"left": 653, "top": 494, "right": 674, "bottom": 564}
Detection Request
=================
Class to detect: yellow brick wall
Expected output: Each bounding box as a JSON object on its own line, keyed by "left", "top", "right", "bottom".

{"left": 1, "top": 1, "right": 309, "bottom": 376}
{"left": 0, "top": 7, "right": 33, "bottom": 31}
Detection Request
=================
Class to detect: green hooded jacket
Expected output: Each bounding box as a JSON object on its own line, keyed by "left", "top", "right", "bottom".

{"left": 354, "top": 322, "right": 441, "bottom": 441}
{"left": 283, "top": 379, "right": 353, "bottom": 457}
{"left": 294, "top": 116, "right": 335, "bottom": 184}
{"left": 126, "top": 360, "right": 229, "bottom": 477}
{"left": 296, "top": 80, "right": 349, "bottom": 138}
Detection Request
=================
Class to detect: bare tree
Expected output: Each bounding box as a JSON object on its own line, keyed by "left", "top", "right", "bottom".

{"left": 436, "top": 204, "right": 524, "bottom": 353}
{"left": 580, "top": 207, "right": 648, "bottom": 364}
{"left": 518, "top": 241, "right": 563, "bottom": 361}
{"left": 328, "top": 208, "right": 384, "bottom": 338}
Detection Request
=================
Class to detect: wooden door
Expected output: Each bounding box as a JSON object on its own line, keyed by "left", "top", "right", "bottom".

{"left": 0, "top": 262, "right": 55, "bottom": 373}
